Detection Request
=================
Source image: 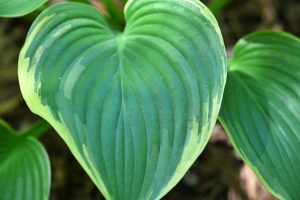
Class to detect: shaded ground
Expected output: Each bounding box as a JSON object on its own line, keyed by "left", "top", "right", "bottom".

{"left": 1, "top": 0, "right": 299, "bottom": 199}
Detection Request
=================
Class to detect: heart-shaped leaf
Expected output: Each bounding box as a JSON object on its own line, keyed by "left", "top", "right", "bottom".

{"left": 219, "top": 31, "right": 300, "bottom": 200}
{"left": 19, "top": 1, "right": 226, "bottom": 199}
{"left": 0, "top": 119, "right": 50, "bottom": 200}
{"left": 0, "top": 0, "right": 47, "bottom": 17}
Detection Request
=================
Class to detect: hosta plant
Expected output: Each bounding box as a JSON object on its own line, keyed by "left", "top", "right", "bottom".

{"left": 1, "top": 0, "right": 300, "bottom": 199}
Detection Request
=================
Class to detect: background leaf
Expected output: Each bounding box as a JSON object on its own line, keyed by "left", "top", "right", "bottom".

{"left": 0, "top": 119, "right": 51, "bottom": 200}
{"left": 219, "top": 31, "right": 300, "bottom": 200}
{"left": 19, "top": 1, "right": 226, "bottom": 199}
{"left": 208, "top": 0, "right": 230, "bottom": 15}
{"left": 0, "top": 0, "right": 47, "bottom": 17}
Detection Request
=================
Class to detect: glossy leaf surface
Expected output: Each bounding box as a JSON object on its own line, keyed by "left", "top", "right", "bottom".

{"left": 0, "top": 0, "right": 47, "bottom": 17}
{"left": 19, "top": 1, "right": 226, "bottom": 199}
{"left": 219, "top": 31, "right": 300, "bottom": 200}
{"left": 0, "top": 120, "right": 50, "bottom": 200}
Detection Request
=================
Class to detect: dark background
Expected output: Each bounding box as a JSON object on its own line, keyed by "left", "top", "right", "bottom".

{"left": 1, "top": 0, "right": 299, "bottom": 199}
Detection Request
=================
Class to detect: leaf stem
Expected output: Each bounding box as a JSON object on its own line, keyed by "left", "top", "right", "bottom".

{"left": 23, "top": 119, "right": 51, "bottom": 138}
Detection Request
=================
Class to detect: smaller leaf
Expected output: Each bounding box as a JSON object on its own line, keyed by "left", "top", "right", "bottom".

{"left": 0, "top": 0, "right": 47, "bottom": 17}
{"left": 219, "top": 31, "right": 300, "bottom": 200}
{"left": 0, "top": 119, "right": 51, "bottom": 200}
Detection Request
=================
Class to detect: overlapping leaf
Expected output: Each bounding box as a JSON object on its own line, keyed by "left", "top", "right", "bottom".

{"left": 19, "top": 1, "right": 226, "bottom": 199}
{"left": 219, "top": 31, "right": 300, "bottom": 200}
{"left": 0, "top": 120, "right": 50, "bottom": 200}
{"left": 0, "top": 0, "right": 47, "bottom": 17}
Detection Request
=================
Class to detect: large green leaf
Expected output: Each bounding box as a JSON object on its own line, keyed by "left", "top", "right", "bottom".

{"left": 0, "top": 0, "right": 47, "bottom": 17}
{"left": 0, "top": 119, "right": 51, "bottom": 200}
{"left": 219, "top": 31, "right": 300, "bottom": 200}
{"left": 19, "top": 1, "right": 226, "bottom": 199}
